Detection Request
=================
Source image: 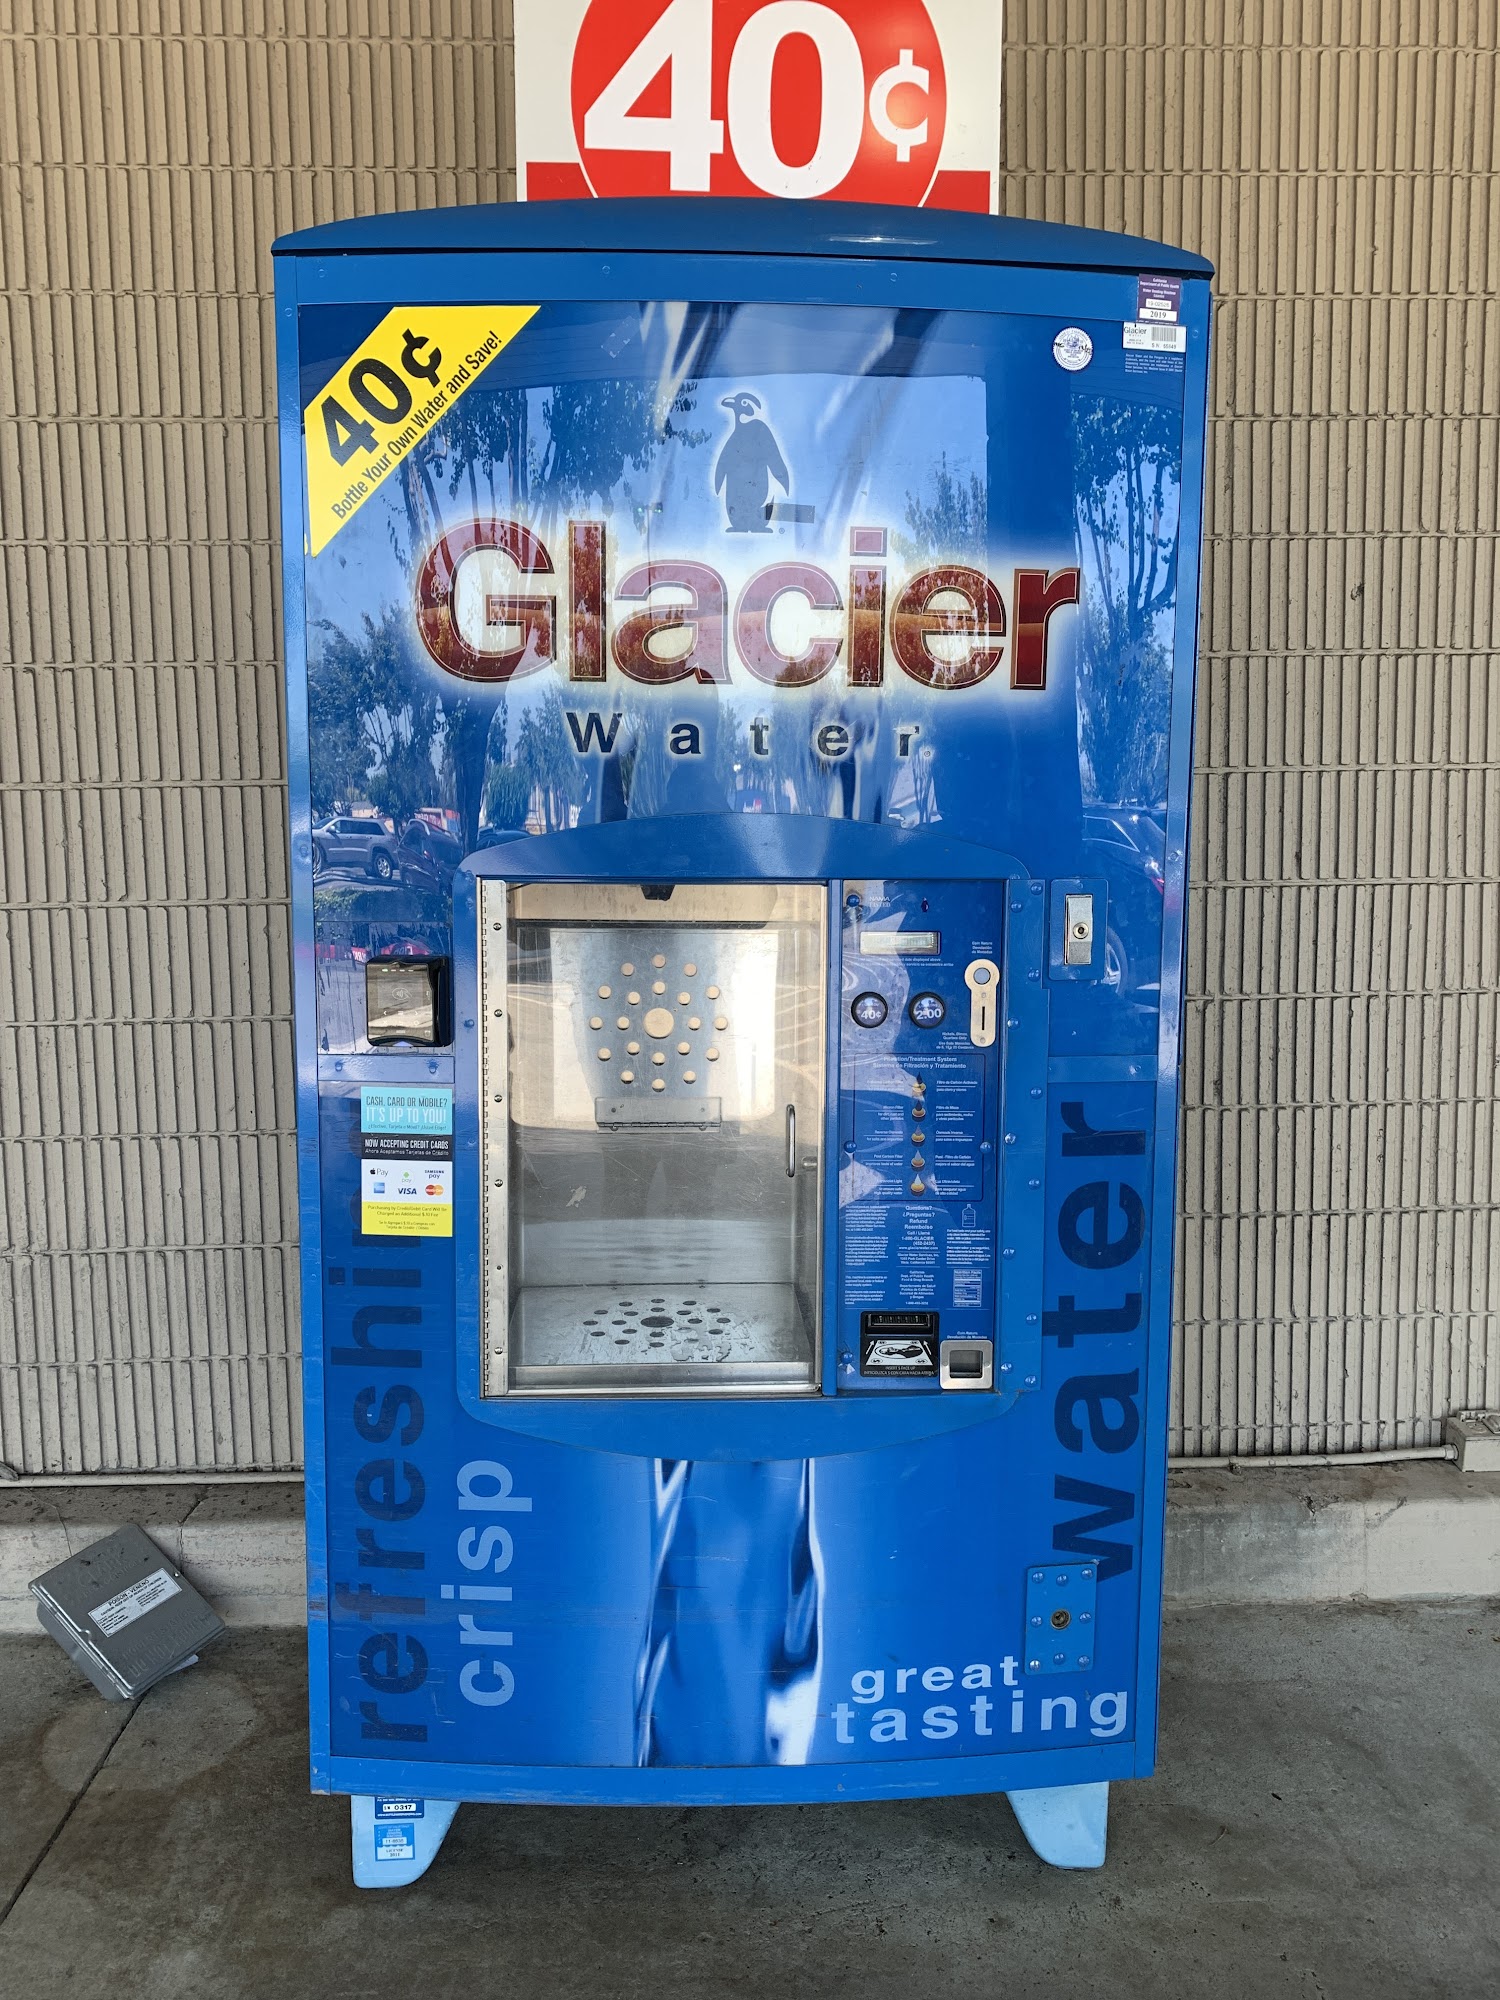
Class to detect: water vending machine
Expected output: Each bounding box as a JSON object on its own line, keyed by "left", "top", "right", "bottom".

{"left": 273, "top": 199, "right": 1211, "bottom": 1885}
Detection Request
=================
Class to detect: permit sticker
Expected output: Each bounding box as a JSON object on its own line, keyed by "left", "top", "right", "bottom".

{"left": 1052, "top": 326, "right": 1093, "bottom": 372}
{"left": 1136, "top": 275, "right": 1182, "bottom": 323}
{"left": 373, "top": 1822, "right": 417, "bottom": 1863}
{"left": 89, "top": 1567, "right": 182, "bottom": 1637}
{"left": 361, "top": 1159, "right": 453, "bottom": 1237}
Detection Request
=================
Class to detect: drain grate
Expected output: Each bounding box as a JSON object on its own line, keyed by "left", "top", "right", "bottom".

{"left": 583, "top": 1294, "right": 735, "bottom": 1362}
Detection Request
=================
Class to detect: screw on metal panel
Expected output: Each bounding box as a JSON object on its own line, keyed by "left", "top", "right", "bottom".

{"left": 1002, "top": 1247, "right": 1016, "bottom": 1259}
{"left": 1004, "top": 1132, "right": 1016, "bottom": 1144}
{"left": 1024, "top": 1374, "right": 1037, "bottom": 1386}
{"left": 493, "top": 1093, "right": 503, "bottom": 1102}
{"left": 1080, "top": 1611, "right": 1092, "bottom": 1622}
{"left": 1078, "top": 1656, "right": 1091, "bottom": 1668}
{"left": 1000, "top": 1362, "right": 1012, "bottom": 1372}
{"left": 1026, "top": 1313, "right": 1038, "bottom": 1324}
{"left": 1030, "top": 1614, "right": 1042, "bottom": 1626}
{"left": 1030, "top": 1087, "right": 1042, "bottom": 1098}
{"left": 1030, "top": 1570, "right": 1044, "bottom": 1582}
{"left": 1011, "top": 899, "right": 1023, "bottom": 911}
{"left": 1027, "top": 1177, "right": 1040, "bottom": 1188}
{"left": 1028, "top": 1658, "right": 1041, "bottom": 1670}
{"left": 1007, "top": 1017, "right": 1020, "bottom": 1028}
{"left": 1053, "top": 1653, "right": 1065, "bottom": 1664}
{"left": 1030, "top": 882, "right": 1042, "bottom": 894}
{"left": 1081, "top": 1568, "right": 1094, "bottom": 1580}
{"left": 1027, "top": 969, "right": 1040, "bottom": 981}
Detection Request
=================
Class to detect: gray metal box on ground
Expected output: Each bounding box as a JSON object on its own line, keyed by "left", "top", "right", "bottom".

{"left": 30, "top": 1524, "right": 225, "bottom": 1700}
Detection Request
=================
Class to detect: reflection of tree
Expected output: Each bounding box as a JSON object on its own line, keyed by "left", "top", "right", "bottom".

{"left": 309, "top": 607, "right": 441, "bottom": 825}
{"left": 479, "top": 703, "right": 533, "bottom": 833}
{"left": 897, "top": 452, "right": 986, "bottom": 564}
{"left": 1071, "top": 397, "right": 1180, "bottom": 805}
{"left": 480, "top": 691, "right": 589, "bottom": 833}
{"left": 440, "top": 372, "right": 705, "bottom": 527}
{"left": 313, "top": 328, "right": 715, "bottom": 845}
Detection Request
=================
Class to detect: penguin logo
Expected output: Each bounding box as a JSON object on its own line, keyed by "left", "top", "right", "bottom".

{"left": 713, "top": 392, "right": 790, "bottom": 533}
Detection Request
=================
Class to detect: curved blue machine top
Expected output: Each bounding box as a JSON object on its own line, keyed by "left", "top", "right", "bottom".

{"left": 272, "top": 194, "right": 1214, "bottom": 278}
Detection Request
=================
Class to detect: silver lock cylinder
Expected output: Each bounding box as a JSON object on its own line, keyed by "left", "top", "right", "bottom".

{"left": 1063, "top": 892, "right": 1094, "bottom": 967}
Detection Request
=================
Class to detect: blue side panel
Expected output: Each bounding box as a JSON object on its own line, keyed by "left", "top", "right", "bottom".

{"left": 273, "top": 253, "right": 333, "bottom": 1782}
{"left": 273, "top": 198, "right": 1211, "bottom": 1813}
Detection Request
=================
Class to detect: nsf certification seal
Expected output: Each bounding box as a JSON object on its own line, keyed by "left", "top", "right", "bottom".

{"left": 1052, "top": 326, "right": 1094, "bottom": 372}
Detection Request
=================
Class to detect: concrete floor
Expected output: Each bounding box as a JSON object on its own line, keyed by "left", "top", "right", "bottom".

{"left": 0, "top": 1606, "right": 1496, "bottom": 1999}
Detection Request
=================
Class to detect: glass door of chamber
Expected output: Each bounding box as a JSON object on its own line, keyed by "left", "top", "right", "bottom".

{"left": 480, "top": 881, "right": 826, "bottom": 1395}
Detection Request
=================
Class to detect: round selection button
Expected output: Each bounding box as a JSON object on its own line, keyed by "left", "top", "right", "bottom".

{"left": 851, "top": 991, "right": 889, "bottom": 1029}
{"left": 908, "top": 992, "right": 946, "bottom": 1029}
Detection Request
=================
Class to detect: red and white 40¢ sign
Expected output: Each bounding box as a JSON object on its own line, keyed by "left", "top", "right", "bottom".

{"left": 515, "top": 0, "right": 1003, "bottom": 212}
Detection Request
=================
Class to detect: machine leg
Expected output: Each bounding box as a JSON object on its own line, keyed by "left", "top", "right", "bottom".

{"left": 350, "top": 1795, "right": 461, "bottom": 1889}
{"left": 1006, "top": 1780, "right": 1109, "bottom": 1869}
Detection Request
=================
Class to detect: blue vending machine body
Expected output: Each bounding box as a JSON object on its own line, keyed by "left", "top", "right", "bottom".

{"left": 272, "top": 199, "right": 1211, "bottom": 1882}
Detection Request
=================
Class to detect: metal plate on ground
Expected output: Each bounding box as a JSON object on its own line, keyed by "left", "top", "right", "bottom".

{"left": 29, "top": 1523, "right": 225, "bottom": 1700}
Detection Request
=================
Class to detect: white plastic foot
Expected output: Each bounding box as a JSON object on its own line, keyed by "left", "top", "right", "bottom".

{"left": 1006, "top": 1779, "right": 1109, "bottom": 1868}
{"left": 350, "top": 1794, "right": 460, "bottom": 1889}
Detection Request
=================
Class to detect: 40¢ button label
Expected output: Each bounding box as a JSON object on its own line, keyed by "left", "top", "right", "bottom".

{"left": 302, "top": 306, "right": 538, "bottom": 555}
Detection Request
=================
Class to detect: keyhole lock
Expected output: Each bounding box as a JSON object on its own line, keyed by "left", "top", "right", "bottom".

{"left": 1063, "top": 892, "right": 1095, "bottom": 967}
{"left": 1050, "top": 1608, "right": 1072, "bottom": 1630}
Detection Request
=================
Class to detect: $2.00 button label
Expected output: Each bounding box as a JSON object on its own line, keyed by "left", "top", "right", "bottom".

{"left": 302, "top": 306, "right": 538, "bottom": 556}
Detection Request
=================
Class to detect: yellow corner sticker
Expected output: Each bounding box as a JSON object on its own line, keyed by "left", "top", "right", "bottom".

{"left": 303, "top": 306, "right": 539, "bottom": 556}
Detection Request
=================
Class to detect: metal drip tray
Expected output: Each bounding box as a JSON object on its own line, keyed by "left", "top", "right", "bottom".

{"left": 510, "top": 1284, "right": 815, "bottom": 1394}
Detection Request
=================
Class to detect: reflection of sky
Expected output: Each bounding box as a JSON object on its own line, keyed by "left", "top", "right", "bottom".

{"left": 303, "top": 304, "right": 993, "bottom": 819}
{"left": 299, "top": 298, "right": 1193, "bottom": 871}
{"left": 306, "top": 326, "right": 988, "bottom": 647}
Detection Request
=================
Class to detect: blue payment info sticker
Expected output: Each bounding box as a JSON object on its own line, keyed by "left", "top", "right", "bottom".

{"left": 360, "top": 1087, "right": 452, "bottom": 1137}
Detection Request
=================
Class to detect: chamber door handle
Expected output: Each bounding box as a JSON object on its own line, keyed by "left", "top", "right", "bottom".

{"left": 786, "top": 1104, "right": 797, "bottom": 1177}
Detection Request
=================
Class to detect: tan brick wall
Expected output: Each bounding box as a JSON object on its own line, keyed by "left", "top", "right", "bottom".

{"left": 0, "top": 1, "right": 1494, "bottom": 1469}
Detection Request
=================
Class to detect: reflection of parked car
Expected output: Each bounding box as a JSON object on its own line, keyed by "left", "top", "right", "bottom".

{"left": 1083, "top": 809, "right": 1166, "bottom": 992}
{"left": 313, "top": 816, "right": 399, "bottom": 881}
{"left": 1084, "top": 809, "right": 1166, "bottom": 890}
{"left": 398, "top": 819, "right": 463, "bottom": 893}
